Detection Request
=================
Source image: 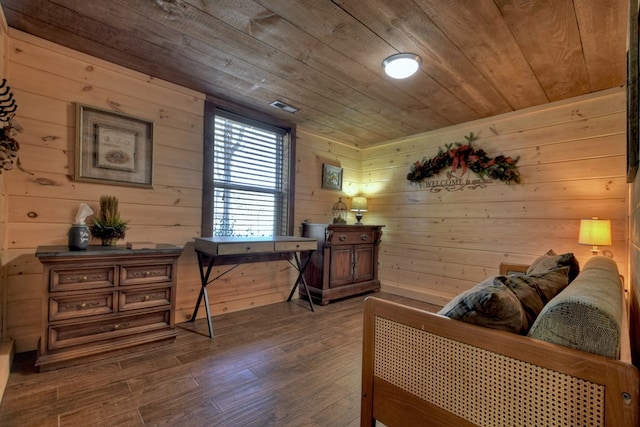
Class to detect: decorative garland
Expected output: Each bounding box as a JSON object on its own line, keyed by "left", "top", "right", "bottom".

{"left": 407, "top": 132, "right": 521, "bottom": 185}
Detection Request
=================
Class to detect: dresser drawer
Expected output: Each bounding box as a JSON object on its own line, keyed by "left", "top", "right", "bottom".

{"left": 49, "top": 292, "right": 115, "bottom": 321}
{"left": 119, "top": 287, "right": 171, "bottom": 311}
{"left": 120, "top": 263, "right": 173, "bottom": 286}
{"left": 48, "top": 310, "right": 171, "bottom": 350}
{"left": 50, "top": 267, "right": 116, "bottom": 292}
{"left": 329, "top": 229, "right": 375, "bottom": 245}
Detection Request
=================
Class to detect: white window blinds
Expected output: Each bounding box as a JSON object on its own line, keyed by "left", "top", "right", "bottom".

{"left": 212, "top": 110, "right": 290, "bottom": 237}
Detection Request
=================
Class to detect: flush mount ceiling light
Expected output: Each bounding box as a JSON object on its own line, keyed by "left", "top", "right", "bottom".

{"left": 382, "top": 53, "right": 422, "bottom": 79}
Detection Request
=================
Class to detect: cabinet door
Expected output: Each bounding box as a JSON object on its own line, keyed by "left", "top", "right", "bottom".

{"left": 329, "top": 246, "right": 354, "bottom": 287}
{"left": 354, "top": 244, "right": 374, "bottom": 283}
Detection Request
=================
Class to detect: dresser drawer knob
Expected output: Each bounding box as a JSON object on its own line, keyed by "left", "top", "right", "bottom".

{"left": 145, "top": 271, "right": 151, "bottom": 277}
{"left": 80, "top": 303, "right": 87, "bottom": 308}
{"left": 339, "top": 234, "right": 347, "bottom": 241}
{"left": 361, "top": 234, "right": 369, "bottom": 241}
{"left": 144, "top": 295, "right": 150, "bottom": 300}
{"left": 81, "top": 276, "right": 88, "bottom": 281}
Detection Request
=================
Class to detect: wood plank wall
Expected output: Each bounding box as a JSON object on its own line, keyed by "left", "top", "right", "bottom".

{"left": 362, "top": 88, "right": 628, "bottom": 306}
{"left": 630, "top": 130, "right": 640, "bottom": 368}
{"left": 0, "top": 4, "right": 7, "bottom": 341}
{"left": 2, "top": 29, "right": 202, "bottom": 352}
{"left": 0, "top": 28, "right": 632, "bottom": 357}
{"left": 295, "top": 129, "right": 363, "bottom": 227}
{"left": 0, "top": 5, "right": 13, "bottom": 403}
{"left": 1, "top": 29, "right": 365, "bottom": 353}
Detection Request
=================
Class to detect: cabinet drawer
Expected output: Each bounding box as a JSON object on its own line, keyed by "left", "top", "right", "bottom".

{"left": 49, "top": 293, "right": 115, "bottom": 321}
{"left": 121, "top": 264, "right": 173, "bottom": 286}
{"left": 329, "top": 230, "right": 374, "bottom": 245}
{"left": 48, "top": 310, "right": 171, "bottom": 350}
{"left": 274, "top": 240, "right": 317, "bottom": 252}
{"left": 119, "top": 287, "right": 171, "bottom": 311}
{"left": 50, "top": 267, "right": 116, "bottom": 292}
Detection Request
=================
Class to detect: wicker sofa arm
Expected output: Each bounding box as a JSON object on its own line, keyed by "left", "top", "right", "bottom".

{"left": 361, "top": 297, "right": 639, "bottom": 427}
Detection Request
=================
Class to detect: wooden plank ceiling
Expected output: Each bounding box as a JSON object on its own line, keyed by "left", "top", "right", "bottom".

{"left": 0, "top": 0, "right": 628, "bottom": 147}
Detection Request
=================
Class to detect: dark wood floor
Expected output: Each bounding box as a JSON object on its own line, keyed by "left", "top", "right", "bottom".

{"left": 0, "top": 292, "right": 438, "bottom": 427}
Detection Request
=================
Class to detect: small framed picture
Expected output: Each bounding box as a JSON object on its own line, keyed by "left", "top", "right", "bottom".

{"left": 322, "top": 164, "right": 343, "bottom": 190}
{"left": 75, "top": 103, "right": 154, "bottom": 188}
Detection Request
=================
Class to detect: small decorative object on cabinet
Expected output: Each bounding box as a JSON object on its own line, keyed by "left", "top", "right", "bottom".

{"left": 68, "top": 203, "right": 93, "bottom": 251}
{"left": 301, "top": 223, "right": 383, "bottom": 305}
{"left": 90, "top": 195, "right": 129, "bottom": 246}
{"left": 35, "top": 244, "right": 183, "bottom": 371}
{"left": 331, "top": 197, "right": 347, "bottom": 224}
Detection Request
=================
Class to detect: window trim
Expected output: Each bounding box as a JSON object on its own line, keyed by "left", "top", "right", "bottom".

{"left": 201, "top": 97, "right": 296, "bottom": 239}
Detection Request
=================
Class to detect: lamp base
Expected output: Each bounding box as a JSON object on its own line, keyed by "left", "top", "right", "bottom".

{"left": 355, "top": 212, "right": 363, "bottom": 225}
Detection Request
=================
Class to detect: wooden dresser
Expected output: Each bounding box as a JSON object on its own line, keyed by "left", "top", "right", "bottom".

{"left": 301, "top": 223, "right": 383, "bottom": 305}
{"left": 35, "top": 245, "right": 183, "bottom": 371}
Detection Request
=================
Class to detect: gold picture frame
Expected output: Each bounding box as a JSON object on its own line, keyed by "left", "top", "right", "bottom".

{"left": 75, "top": 103, "right": 154, "bottom": 188}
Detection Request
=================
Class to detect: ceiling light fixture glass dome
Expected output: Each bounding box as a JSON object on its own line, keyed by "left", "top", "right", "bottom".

{"left": 382, "top": 53, "right": 422, "bottom": 79}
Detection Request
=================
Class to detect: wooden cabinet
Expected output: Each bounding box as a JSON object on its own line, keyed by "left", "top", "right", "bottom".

{"left": 35, "top": 245, "right": 183, "bottom": 371}
{"left": 301, "top": 224, "right": 383, "bottom": 305}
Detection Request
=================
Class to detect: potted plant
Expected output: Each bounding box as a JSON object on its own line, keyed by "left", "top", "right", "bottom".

{"left": 90, "top": 195, "right": 128, "bottom": 246}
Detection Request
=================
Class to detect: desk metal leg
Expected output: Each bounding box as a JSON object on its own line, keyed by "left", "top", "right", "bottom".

{"left": 190, "top": 251, "right": 215, "bottom": 338}
{"left": 286, "top": 250, "right": 315, "bottom": 312}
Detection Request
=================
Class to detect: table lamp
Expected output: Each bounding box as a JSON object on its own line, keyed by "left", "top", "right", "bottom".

{"left": 578, "top": 217, "right": 611, "bottom": 255}
{"left": 351, "top": 197, "right": 368, "bottom": 224}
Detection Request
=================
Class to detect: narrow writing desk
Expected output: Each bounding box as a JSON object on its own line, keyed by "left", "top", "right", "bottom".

{"left": 190, "top": 236, "right": 318, "bottom": 338}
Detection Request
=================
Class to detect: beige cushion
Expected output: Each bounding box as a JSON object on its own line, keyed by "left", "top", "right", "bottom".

{"left": 528, "top": 256, "right": 622, "bottom": 358}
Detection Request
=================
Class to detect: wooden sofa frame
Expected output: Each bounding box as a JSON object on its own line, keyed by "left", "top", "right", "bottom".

{"left": 361, "top": 295, "right": 640, "bottom": 426}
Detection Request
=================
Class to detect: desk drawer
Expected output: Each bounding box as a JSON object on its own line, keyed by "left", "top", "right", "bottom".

{"left": 275, "top": 240, "right": 317, "bottom": 252}
{"left": 119, "top": 287, "right": 171, "bottom": 311}
{"left": 217, "top": 241, "right": 274, "bottom": 255}
{"left": 49, "top": 292, "right": 115, "bottom": 321}
{"left": 50, "top": 267, "right": 116, "bottom": 292}
{"left": 48, "top": 310, "right": 171, "bottom": 350}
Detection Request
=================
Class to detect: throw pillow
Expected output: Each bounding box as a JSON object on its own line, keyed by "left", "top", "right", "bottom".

{"left": 438, "top": 276, "right": 527, "bottom": 334}
{"left": 504, "top": 267, "right": 570, "bottom": 331}
{"left": 527, "top": 250, "right": 579, "bottom": 282}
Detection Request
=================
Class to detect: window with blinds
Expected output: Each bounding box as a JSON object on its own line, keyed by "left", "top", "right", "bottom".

{"left": 207, "top": 108, "right": 292, "bottom": 237}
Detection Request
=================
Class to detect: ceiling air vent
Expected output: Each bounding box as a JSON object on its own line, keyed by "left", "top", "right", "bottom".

{"left": 269, "top": 100, "right": 299, "bottom": 114}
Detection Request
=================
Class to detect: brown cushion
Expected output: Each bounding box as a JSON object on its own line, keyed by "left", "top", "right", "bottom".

{"left": 527, "top": 250, "right": 580, "bottom": 282}
{"left": 438, "top": 276, "right": 527, "bottom": 334}
{"left": 504, "top": 267, "right": 570, "bottom": 331}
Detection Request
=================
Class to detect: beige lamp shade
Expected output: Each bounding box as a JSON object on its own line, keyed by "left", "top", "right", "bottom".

{"left": 578, "top": 218, "right": 611, "bottom": 255}
{"left": 351, "top": 197, "right": 368, "bottom": 212}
